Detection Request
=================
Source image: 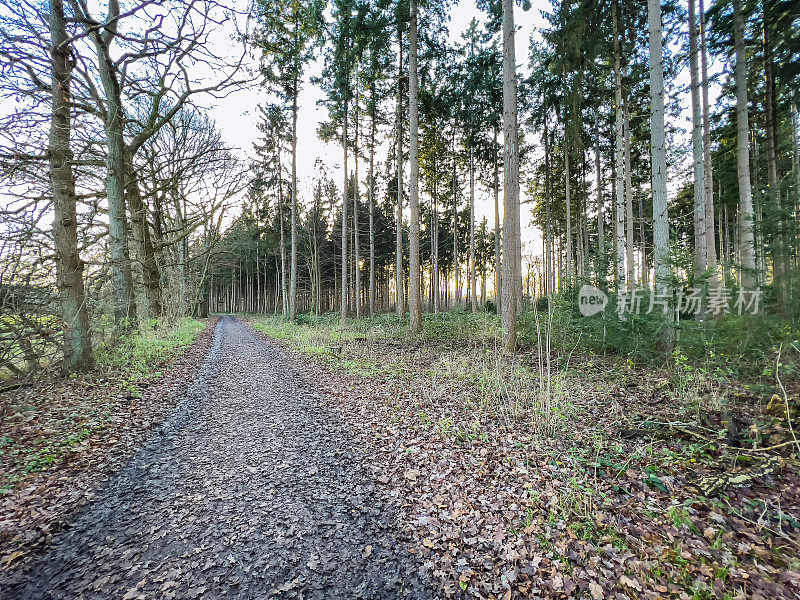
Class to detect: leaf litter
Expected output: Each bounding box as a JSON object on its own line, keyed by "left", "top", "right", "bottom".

{"left": 270, "top": 328, "right": 800, "bottom": 600}
{"left": 2, "top": 316, "right": 430, "bottom": 599}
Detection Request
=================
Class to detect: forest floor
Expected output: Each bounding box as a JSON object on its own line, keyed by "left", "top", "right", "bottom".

{"left": 0, "top": 317, "right": 213, "bottom": 578}
{"left": 0, "top": 312, "right": 798, "bottom": 600}
{"left": 1, "top": 316, "right": 429, "bottom": 599}
{"left": 250, "top": 311, "right": 800, "bottom": 600}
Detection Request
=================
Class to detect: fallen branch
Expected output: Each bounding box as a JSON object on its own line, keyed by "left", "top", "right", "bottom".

{"left": 690, "top": 456, "right": 784, "bottom": 498}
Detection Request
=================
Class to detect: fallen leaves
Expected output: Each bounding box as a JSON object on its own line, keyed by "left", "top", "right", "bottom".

{"left": 0, "top": 318, "right": 217, "bottom": 578}
{"left": 276, "top": 330, "right": 800, "bottom": 600}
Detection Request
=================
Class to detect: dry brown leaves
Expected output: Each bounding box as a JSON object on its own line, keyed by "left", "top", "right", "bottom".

{"left": 0, "top": 318, "right": 217, "bottom": 577}
{"left": 270, "top": 336, "right": 800, "bottom": 600}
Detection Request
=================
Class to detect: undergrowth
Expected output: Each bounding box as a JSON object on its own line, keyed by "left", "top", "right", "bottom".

{"left": 95, "top": 317, "right": 205, "bottom": 379}
{"left": 525, "top": 289, "right": 799, "bottom": 382}
{"left": 1, "top": 317, "right": 206, "bottom": 493}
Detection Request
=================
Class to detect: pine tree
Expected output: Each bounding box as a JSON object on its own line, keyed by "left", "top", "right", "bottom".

{"left": 648, "top": 0, "right": 670, "bottom": 292}
{"left": 255, "top": 0, "right": 323, "bottom": 321}
{"left": 408, "top": 0, "right": 423, "bottom": 333}
{"left": 689, "top": 0, "right": 708, "bottom": 280}
{"left": 501, "top": 0, "right": 520, "bottom": 349}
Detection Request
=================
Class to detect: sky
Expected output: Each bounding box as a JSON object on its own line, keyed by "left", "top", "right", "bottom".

{"left": 0, "top": 0, "right": 720, "bottom": 269}
{"left": 189, "top": 0, "right": 717, "bottom": 265}
{"left": 205, "top": 0, "right": 551, "bottom": 257}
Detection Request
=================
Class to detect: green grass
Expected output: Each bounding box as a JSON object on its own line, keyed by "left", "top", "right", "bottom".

{"left": 1, "top": 317, "right": 206, "bottom": 494}
{"left": 254, "top": 300, "right": 797, "bottom": 384}
{"left": 252, "top": 309, "right": 503, "bottom": 347}
{"left": 96, "top": 317, "right": 204, "bottom": 379}
{"left": 521, "top": 289, "right": 799, "bottom": 382}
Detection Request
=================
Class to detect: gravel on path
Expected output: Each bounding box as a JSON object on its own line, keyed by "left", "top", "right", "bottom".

{"left": 4, "top": 315, "right": 430, "bottom": 600}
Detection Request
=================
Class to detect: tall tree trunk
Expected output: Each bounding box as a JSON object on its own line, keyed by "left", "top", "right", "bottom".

{"left": 396, "top": 25, "right": 405, "bottom": 318}
{"left": 469, "top": 146, "right": 477, "bottom": 312}
{"left": 354, "top": 82, "right": 361, "bottom": 319}
{"left": 612, "top": 0, "right": 626, "bottom": 288}
{"left": 544, "top": 119, "right": 553, "bottom": 295}
{"left": 648, "top": 0, "right": 670, "bottom": 291}
{"left": 257, "top": 244, "right": 262, "bottom": 313}
{"left": 126, "top": 159, "right": 162, "bottom": 317}
{"left": 164, "top": 184, "right": 188, "bottom": 315}
{"left": 277, "top": 150, "right": 288, "bottom": 317}
{"left": 793, "top": 103, "right": 800, "bottom": 268}
{"left": 494, "top": 129, "right": 502, "bottom": 311}
{"left": 699, "top": 0, "right": 717, "bottom": 278}
{"left": 315, "top": 181, "right": 322, "bottom": 315}
{"left": 733, "top": 0, "right": 756, "bottom": 287}
{"left": 453, "top": 128, "right": 461, "bottom": 304}
{"left": 432, "top": 156, "right": 440, "bottom": 312}
{"left": 91, "top": 0, "right": 136, "bottom": 327}
{"left": 689, "top": 0, "right": 708, "bottom": 281}
{"left": 564, "top": 115, "right": 573, "bottom": 283}
{"left": 594, "top": 112, "right": 604, "bottom": 284}
{"left": 48, "top": 0, "right": 93, "bottom": 372}
{"left": 369, "top": 76, "right": 377, "bottom": 317}
{"left": 623, "top": 103, "right": 635, "bottom": 287}
{"left": 408, "top": 0, "right": 422, "bottom": 333}
{"left": 763, "top": 7, "right": 786, "bottom": 315}
{"left": 639, "top": 194, "right": 649, "bottom": 287}
{"left": 501, "top": 0, "right": 520, "bottom": 349}
{"left": 290, "top": 67, "right": 299, "bottom": 321}
{"left": 341, "top": 95, "right": 349, "bottom": 323}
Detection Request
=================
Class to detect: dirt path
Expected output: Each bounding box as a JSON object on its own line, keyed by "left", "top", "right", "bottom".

{"left": 3, "top": 316, "right": 429, "bottom": 599}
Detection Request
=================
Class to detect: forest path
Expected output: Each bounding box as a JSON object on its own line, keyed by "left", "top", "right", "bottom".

{"left": 5, "top": 315, "right": 429, "bottom": 600}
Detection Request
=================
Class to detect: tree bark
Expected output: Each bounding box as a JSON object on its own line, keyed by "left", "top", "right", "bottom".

{"left": 544, "top": 119, "right": 553, "bottom": 295}
{"left": 733, "top": 0, "right": 756, "bottom": 288}
{"left": 341, "top": 95, "right": 349, "bottom": 323}
{"left": 353, "top": 81, "right": 361, "bottom": 319}
{"left": 493, "top": 128, "right": 502, "bottom": 309}
{"left": 623, "top": 103, "right": 635, "bottom": 287}
{"left": 91, "top": 0, "right": 136, "bottom": 327}
{"left": 396, "top": 25, "right": 405, "bottom": 318}
{"left": 612, "top": 0, "right": 626, "bottom": 288}
{"left": 469, "top": 146, "right": 477, "bottom": 312}
{"left": 408, "top": 0, "right": 422, "bottom": 333}
{"left": 126, "top": 158, "right": 162, "bottom": 317}
{"left": 648, "top": 0, "right": 670, "bottom": 291}
{"left": 277, "top": 149, "right": 288, "bottom": 317}
{"left": 493, "top": 129, "right": 503, "bottom": 315}
{"left": 689, "top": 0, "right": 708, "bottom": 281}
{"left": 501, "top": 0, "right": 520, "bottom": 349}
{"left": 763, "top": 6, "right": 786, "bottom": 315}
{"left": 453, "top": 128, "right": 461, "bottom": 304}
{"left": 432, "top": 155, "right": 439, "bottom": 312}
{"left": 48, "top": 0, "right": 94, "bottom": 372}
{"left": 290, "top": 64, "right": 299, "bottom": 321}
{"left": 699, "top": 0, "right": 717, "bottom": 279}
{"left": 594, "top": 111, "right": 604, "bottom": 284}
{"left": 564, "top": 123, "right": 573, "bottom": 283}
{"left": 369, "top": 68, "right": 377, "bottom": 317}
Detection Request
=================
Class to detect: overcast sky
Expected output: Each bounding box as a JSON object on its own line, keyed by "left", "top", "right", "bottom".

{"left": 205, "top": 0, "right": 549, "bottom": 254}
{"left": 202, "top": 0, "right": 713, "bottom": 262}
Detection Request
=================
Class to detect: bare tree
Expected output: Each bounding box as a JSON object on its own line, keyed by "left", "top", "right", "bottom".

{"left": 48, "top": 0, "right": 93, "bottom": 371}
{"left": 64, "top": 0, "right": 249, "bottom": 324}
